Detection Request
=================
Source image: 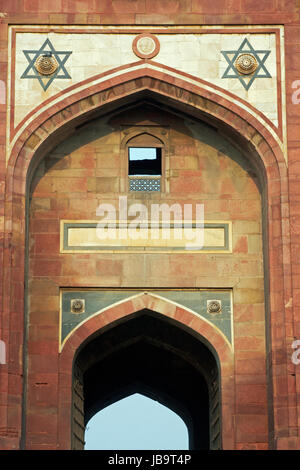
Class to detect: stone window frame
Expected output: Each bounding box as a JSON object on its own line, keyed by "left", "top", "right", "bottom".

{"left": 120, "top": 126, "right": 170, "bottom": 193}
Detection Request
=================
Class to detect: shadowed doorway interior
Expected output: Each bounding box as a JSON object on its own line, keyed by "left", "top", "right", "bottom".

{"left": 72, "top": 311, "right": 221, "bottom": 450}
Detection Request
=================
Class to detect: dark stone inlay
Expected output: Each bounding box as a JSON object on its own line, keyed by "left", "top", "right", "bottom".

{"left": 21, "top": 38, "right": 72, "bottom": 91}
{"left": 61, "top": 289, "right": 232, "bottom": 346}
{"left": 221, "top": 38, "right": 271, "bottom": 90}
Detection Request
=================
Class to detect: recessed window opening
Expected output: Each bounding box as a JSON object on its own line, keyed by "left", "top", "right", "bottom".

{"left": 84, "top": 393, "right": 189, "bottom": 450}
{"left": 128, "top": 147, "right": 162, "bottom": 191}
{"left": 129, "top": 147, "right": 161, "bottom": 176}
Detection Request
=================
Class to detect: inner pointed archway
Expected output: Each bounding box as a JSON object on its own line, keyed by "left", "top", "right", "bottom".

{"left": 72, "top": 311, "right": 221, "bottom": 451}
{"left": 84, "top": 393, "right": 189, "bottom": 450}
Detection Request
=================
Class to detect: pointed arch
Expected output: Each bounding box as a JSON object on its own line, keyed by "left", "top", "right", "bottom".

{"left": 2, "top": 69, "right": 291, "bottom": 449}
{"left": 61, "top": 292, "right": 233, "bottom": 358}
{"left": 124, "top": 132, "right": 165, "bottom": 148}
{"left": 58, "top": 293, "right": 234, "bottom": 449}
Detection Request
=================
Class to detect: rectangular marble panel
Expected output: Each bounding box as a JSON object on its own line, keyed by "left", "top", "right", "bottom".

{"left": 61, "top": 220, "right": 232, "bottom": 253}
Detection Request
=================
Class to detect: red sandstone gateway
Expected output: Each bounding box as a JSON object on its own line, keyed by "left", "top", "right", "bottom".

{"left": 0, "top": 0, "right": 299, "bottom": 451}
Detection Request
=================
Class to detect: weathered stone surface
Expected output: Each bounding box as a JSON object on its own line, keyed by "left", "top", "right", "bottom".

{"left": 0, "top": 2, "right": 298, "bottom": 451}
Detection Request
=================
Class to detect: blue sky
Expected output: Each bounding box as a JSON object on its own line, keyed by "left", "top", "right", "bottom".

{"left": 84, "top": 393, "right": 189, "bottom": 450}
{"left": 129, "top": 147, "right": 157, "bottom": 160}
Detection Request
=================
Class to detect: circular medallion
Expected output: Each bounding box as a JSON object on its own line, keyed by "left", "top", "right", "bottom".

{"left": 207, "top": 300, "right": 222, "bottom": 314}
{"left": 71, "top": 299, "right": 85, "bottom": 314}
{"left": 235, "top": 53, "right": 258, "bottom": 75}
{"left": 132, "top": 33, "right": 160, "bottom": 59}
{"left": 35, "top": 54, "right": 58, "bottom": 76}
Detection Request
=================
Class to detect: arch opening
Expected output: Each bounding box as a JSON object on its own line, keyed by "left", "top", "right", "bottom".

{"left": 84, "top": 393, "right": 189, "bottom": 450}
{"left": 73, "top": 311, "right": 221, "bottom": 450}
{"left": 21, "top": 83, "right": 273, "bottom": 450}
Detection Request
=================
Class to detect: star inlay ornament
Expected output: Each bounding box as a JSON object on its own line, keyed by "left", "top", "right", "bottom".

{"left": 21, "top": 38, "right": 72, "bottom": 91}
{"left": 221, "top": 38, "right": 271, "bottom": 90}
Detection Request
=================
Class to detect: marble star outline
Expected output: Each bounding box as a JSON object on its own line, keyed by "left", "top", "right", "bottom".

{"left": 21, "top": 38, "right": 72, "bottom": 91}
{"left": 221, "top": 38, "right": 271, "bottom": 90}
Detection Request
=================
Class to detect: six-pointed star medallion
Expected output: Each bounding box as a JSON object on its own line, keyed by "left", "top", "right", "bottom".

{"left": 21, "top": 38, "right": 72, "bottom": 91}
{"left": 20, "top": 36, "right": 272, "bottom": 94}
{"left": 221, "top": 38, "right": 271, "bottom": 90}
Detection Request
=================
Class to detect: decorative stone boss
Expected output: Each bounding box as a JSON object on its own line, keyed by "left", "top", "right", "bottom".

{"left": 235, "top": 53, "right": 258, "bottom": 75}
{"left": 34, "top": 52, "right": 59, "bottom": 76}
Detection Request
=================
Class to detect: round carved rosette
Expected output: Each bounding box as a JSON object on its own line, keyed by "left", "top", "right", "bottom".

{"left": 35, "top": 54, "right": 58, "bottom": 76}
{"left": 207, "top": 300, "right": 222, "bottom": 315}
{"left": 71, "top": 299, "right": 85, "bottom": 314}
{"left": 132, "top": 33, "right": 160, "bottom": 59}
{"left": 235, "top": 53, "right": 258, "bottom": 75}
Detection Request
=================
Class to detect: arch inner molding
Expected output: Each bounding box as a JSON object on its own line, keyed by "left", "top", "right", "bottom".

{"left": 8, "top": 25, "right": 286, "bottom": 163}
{"left": 60, "top": 290, "right": 233, "bottom": 351}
